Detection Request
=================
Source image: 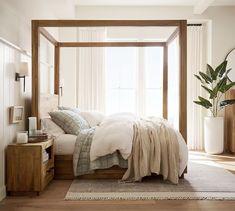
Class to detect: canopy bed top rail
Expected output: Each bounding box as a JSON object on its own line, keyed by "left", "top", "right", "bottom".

{"left": 31, "top": 19, "right": 187, "bottom": 143}
{"left": 34, "top": 20, "right": 182, "bottom": 27}
{"left": 58, "top": 42, "right": 166, "bottom": 48}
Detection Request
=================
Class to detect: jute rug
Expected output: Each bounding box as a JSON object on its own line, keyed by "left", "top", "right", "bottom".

{"left": 65, "top": 160, "right": 235, "bottom": 200}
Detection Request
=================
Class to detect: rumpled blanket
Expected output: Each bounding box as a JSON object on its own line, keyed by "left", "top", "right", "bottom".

{"left": 122, "top": 117, "right": 180, "bottom": 184}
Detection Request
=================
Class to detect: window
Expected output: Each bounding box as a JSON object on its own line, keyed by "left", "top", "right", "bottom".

{"left": 168, "top": 37, "right": 179, "bottom": 130}
{"left": 105, "top": 47, "right": 137, "bottom": 114}
{"left": 105, "top": 46, "right": 164, "bottom": 117}
{"left": 145, "top": 47, "right": 163, "bottom": 117}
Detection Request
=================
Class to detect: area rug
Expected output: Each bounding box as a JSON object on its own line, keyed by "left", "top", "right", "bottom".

{"left": 65, "top": 161, "right": 235, "bottom": 200}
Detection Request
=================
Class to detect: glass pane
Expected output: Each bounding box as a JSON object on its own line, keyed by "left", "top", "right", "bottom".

{"left": 146, "top": 89, "right": 162, "bottom": 117}
{"left": 145, "top": 47, "right": 163, "bottom": 89}
{"left": 168, "top": 36, "right": 179, "bottom": 130}
{"left": 105, "top": 47, "right": 137, "bottom": 114}
{"left": 145, "top": 47, "right": 163, "bottom": 117}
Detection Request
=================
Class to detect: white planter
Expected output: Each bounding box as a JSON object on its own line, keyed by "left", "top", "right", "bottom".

{"left": 204, "top": 117, "right": 224, "bottom": 154}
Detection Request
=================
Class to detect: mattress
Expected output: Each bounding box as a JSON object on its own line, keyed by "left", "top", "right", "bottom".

{"left": 54, "top": 134, "right": 77, "bottom": 155}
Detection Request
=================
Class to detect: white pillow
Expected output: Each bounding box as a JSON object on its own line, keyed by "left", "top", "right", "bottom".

{"left": 41, "top": 118, "right": 65, "bottom": 138}
{"left": 79, "top": 111, "right": 106, "bottom": 127}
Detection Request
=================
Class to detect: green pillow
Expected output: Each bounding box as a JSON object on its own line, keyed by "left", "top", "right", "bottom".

{"left": 49, "top": 110, "right": 90, "bottom": 135}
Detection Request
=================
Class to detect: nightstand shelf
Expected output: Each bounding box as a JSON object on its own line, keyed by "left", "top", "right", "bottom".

{"left": 6, "top": 139, "right": 54, "bottom": 195}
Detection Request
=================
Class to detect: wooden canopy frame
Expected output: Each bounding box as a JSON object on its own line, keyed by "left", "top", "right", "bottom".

{"left": 31, "top": 20, "right": 187, "bottom": 141}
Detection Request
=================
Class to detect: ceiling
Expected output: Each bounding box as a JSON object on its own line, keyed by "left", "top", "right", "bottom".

{"left": 75, "top": 0, "right": 235, "bottom": 7}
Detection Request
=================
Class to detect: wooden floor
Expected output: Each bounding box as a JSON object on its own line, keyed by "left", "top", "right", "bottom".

{"left": 1, "top": 152, "right": 235, "bottom": 211}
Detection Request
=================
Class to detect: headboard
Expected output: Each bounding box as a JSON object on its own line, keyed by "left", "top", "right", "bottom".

{"left": 39, "top": 94, "right": 59, "bottom": 119}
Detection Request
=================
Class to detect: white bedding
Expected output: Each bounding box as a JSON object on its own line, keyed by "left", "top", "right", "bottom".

{"left": 50, "top": 112, "right": 188, "bottom": 176}
{"left": 54, "top": 134, "right": 77, "bottom": 155}
{"left": 90, "top": 113, "right": 188, "bottom": 175}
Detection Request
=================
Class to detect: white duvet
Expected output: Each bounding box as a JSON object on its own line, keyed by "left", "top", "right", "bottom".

{"left": 90, "top": 113, "right": 188, "bottom": 175}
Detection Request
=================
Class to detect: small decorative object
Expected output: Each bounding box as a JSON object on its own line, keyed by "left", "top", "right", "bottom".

{"left": 28, "top": 117, "right": 37, "bottom": 135}
{"left": 16, "top": 131, "right": 28, "bottom": 144}
{"left": 15, "top": 62, "right": 29, "bottom": 92}
{"left": 9, "top": 106, "right": 24, "bottom": 124}
{"left": 194, "top": 60, "right": 235, "bottom": 154}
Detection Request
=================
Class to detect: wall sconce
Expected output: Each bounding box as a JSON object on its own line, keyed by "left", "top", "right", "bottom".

{"left": 15, "top": 62, "right": 29, "bottom": 92}
{"left": 59, "top": 79, "right": 64, "bottom": 96}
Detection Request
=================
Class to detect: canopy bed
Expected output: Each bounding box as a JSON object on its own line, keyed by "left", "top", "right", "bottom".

{"left": 31, "top": 20, "right": 187, "bottom": 180}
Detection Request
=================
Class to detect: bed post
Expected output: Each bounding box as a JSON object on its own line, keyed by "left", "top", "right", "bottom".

{"left": 179, "top": 20, "right": 187, "bottom": 144}
{"left": 54, "top": 46, "right": 60, "bottom": 96}
{"left": 31, "top": 20, "right": 40, "bottom": 127}
{"left": 163, "top": 44, "right": 168, "bottom": 119}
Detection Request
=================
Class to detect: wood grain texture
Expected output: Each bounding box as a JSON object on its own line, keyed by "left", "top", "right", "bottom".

{"left": 54, "top": 46, "right": 60, "bottom": 95}
{"left": 36, "top": 20, "right": 181, "bottom": 27}
{"left": 163, "top": 44, "right": 168, "bottom": 119}
{"left": 1, "top": 153, "right": 235, "bottom": 211}
{"left": 31, "top": 20, "right": 40, "bottom": 126}
{"left": 6, "top": 139, "right": 54, "bottom": 195}
{"left": 54, "top": 155, "right": 185, "bottom": 180}
{"left": 58, "top": 42, "right": 166, "bottom": 47}
{"left": 178, "top": 20, "right": 187, "bottom": 143}
{"left": 224, "top": 89, "right": 235, "bottom": 153}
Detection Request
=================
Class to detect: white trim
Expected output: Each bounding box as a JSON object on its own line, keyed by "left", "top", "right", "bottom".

{"left": 0, "top": 185, "right": 6, "bottom": 201}
{"left": 194, "top": 0, "right": 215, "bottom": 14}
{"left": 65, "top": 191, "right": 235, "bottom": 201}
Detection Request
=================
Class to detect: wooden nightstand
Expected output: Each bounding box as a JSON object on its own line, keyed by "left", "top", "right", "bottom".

{"left": 6, "top": 139, "right": 54, "bottom": 195}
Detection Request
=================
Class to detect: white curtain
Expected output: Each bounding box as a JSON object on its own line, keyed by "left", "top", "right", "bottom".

{"left": 187, "top": 25, "right": 206, "bottom": 150}
{"left": 77, "top": 28, "right": 106, "bottom": 112}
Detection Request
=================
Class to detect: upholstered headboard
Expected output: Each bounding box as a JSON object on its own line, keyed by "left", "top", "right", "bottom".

{"left": 39, "top": 94, "right": 59, "bottom": 119}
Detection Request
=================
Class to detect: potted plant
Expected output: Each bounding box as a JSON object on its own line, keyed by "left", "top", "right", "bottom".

{"left": 194, "top": 60, "right": 235, "bottom": 154}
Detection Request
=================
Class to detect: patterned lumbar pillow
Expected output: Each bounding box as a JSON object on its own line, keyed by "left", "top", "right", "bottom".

{"left": 49, "top": 110, "right": 90, "bottom": 135}
{"left": 58, "top": 106, "right": 80, "bottom": 113}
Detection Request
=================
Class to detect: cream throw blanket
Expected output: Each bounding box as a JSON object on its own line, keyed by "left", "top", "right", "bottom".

{"left": 122, "top": 117, "right": 180, "bottom": 184}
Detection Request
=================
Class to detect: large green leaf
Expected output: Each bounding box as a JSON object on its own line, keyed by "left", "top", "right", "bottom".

{"left": 217, "top": 77, "right": 227, "bottom": 93}
{"left": 215, "top": 60, "right": 227, "bottom": 77}
{"left": 199, "top": 72, "right": 212, "bottom": 84}
{"left": 201, "top": 85, "right": 214, "bottom": 99}
{"left": 220, "top": 99, "right": 235, "bottom": 107}
{"left": 194, "top": 101, "right": 211, "bottom": 109}
{"left": 207, "top": 64, "right": 217, "bottom": 80}
{"left": 194, "top": 74, "right": 204, "bottom": 84}
{"left": 220, "top": 82, "right": 235, "bottom": 93}
{"left": 198, "top": 96, "right": 212, "bottom": 107}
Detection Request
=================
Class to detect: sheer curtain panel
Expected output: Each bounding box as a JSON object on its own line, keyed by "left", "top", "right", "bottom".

{"left": 187, "top": 25, "right": 206, "bottom": 150}
{"left": 77, "top": 28, "right": 106, "bottom": 112}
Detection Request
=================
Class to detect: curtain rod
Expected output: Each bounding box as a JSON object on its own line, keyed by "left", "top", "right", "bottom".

{"left": 0, "top": 37, "right": 53, "bottom": 68}
{"left": 187, "top": 24, "right": 202, "bottom": 26}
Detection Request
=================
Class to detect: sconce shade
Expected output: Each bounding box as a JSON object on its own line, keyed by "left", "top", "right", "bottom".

{"left": 19, "top": 62, "right": 29, "bottom": 76}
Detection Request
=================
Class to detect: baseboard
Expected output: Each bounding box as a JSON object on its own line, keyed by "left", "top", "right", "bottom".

{"left": 0, "top": 185, "right": 6, "bottom": 201}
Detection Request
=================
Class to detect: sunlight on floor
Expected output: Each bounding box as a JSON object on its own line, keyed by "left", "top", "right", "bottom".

{"left": 189, "top": 151, "right": 235, "bottom": 172}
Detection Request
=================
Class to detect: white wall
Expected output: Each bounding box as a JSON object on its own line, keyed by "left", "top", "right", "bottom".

{"left": 59, "top": 28, "right": 77, "bottom": 107}
{"left": 0, "top": 0, "right": 75, "bottom": 201}
{"left": 76, "top": 6, "right": 235, "bottom": 77}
